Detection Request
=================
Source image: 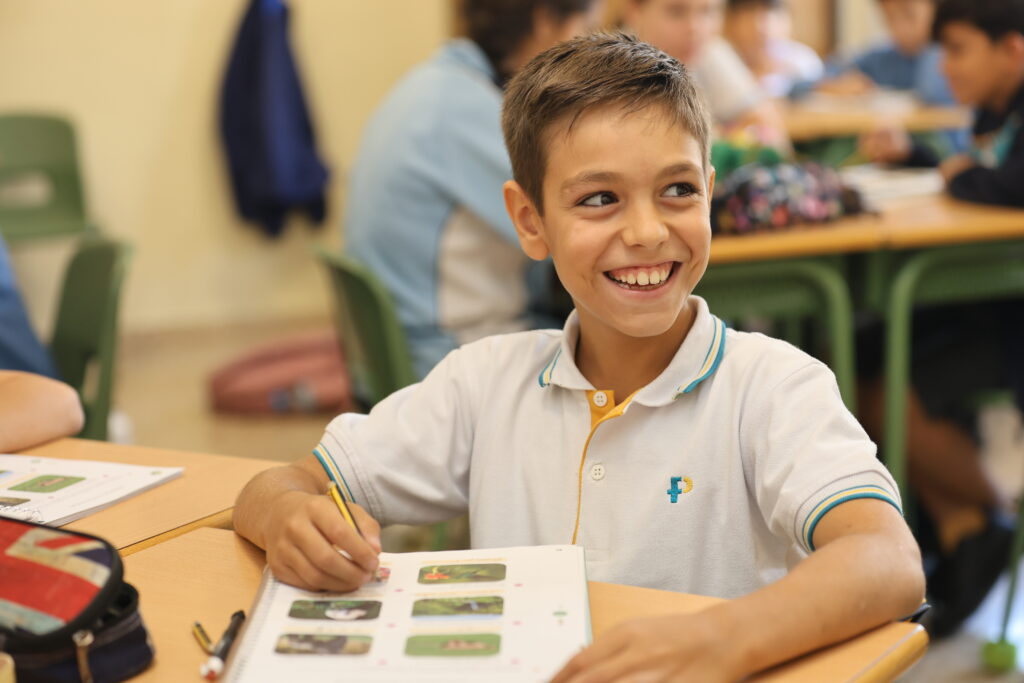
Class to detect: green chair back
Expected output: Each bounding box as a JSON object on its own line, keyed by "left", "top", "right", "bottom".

{"left": 50, "top": 238, "right": 132, "bottom": 440}
{"left": 315, "top": 247, "right": 416, "bottom": 407}
{"left": 0, "top": 114, "right": 96, "bottom": 241}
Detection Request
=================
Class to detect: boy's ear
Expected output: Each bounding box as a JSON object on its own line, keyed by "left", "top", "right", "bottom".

{"left": 707, "top": 166, "right": 717, "bottom": 199}
{"left": 503, "top": 180, "right": 550, "bottom": 261}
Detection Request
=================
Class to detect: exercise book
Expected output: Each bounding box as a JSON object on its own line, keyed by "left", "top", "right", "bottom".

{"left": 226, "top": 545, "right": 590, "bottom": 683}
{"left": 0, "top": 454, "right": 182, "bottom": 525}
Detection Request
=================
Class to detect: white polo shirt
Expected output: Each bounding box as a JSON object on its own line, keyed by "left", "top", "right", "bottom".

{"left": 319, "top": 297, "right": 901, "bottom": 599}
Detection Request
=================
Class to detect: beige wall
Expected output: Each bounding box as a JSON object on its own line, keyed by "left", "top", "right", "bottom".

{"left": 0, "top": 0, "right": 450, "bottom": 335}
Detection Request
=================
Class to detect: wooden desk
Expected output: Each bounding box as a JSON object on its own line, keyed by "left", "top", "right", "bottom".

{"left": 710, "top": 195, "right": 1024, "bottom": 265}
{"left": 21, "top": 438, "right": 276, "bottom": 555}
{"left": 784, "top": 102, "right": 970, "bottom": 142}
{"left": 124, "top": 529, "right": 927, "bottom": 682}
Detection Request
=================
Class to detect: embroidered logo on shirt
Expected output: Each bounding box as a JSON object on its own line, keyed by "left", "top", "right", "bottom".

{"left": 666, "top": 476, "right": 693, "bottom": 503}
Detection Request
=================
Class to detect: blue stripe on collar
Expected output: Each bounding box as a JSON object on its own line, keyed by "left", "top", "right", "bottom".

{"left": 676, "top": 317, "right": 727, "bottom": 397}
{"left": 538, "top": 347, "right": 563, "bottom": 388}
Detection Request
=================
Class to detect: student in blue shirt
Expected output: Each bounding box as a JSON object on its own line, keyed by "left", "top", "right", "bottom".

{"left": 822, "top": 0, "right": 953, "bottom": 105}
{"left": 343, "top": 0, "right": 600, "bottom": 381}
{"left": 0, "top": 235, "right": 58, "bottom": 377}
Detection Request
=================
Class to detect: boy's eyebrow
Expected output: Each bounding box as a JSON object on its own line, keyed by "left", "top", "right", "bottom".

{"left": 559, "top": 162, "right": 704, "bottom": 195}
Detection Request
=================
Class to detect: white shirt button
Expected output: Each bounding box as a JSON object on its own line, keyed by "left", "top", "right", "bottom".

{"left": 590, "top": 463, "right": 605, "bottom": 481}
{"left": 592, "top": 391, "right": 608, "bottom": 408}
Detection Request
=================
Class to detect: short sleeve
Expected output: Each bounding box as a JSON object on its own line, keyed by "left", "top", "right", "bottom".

{"left": 743, "top": 361, "right": 902, "bottom": 553}
{"left": 315, "top": 347, "right": 477, "bottom": 526}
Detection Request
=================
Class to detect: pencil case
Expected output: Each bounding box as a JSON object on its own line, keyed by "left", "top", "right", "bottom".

{"left": 0, "top": 516, "right": 155, "bottom": 683}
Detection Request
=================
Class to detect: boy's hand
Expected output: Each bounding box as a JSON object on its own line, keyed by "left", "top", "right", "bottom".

{"left": 940, "top": 154, "right": 975, "bottom": 183}
{"left": 859, "top": 124, "right": 912, "bottom": 164}
{"left": 551, "top": 611, "right": 742, "bottom": 683}
{"left": 263, "top": 490, "right": 382, "bottom": 592}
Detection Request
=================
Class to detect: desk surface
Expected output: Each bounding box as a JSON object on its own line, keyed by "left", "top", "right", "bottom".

{"left": 710, "top": 195, "right": 1024, "bottom": 264}
{"left": 124, "top": 529, "right": 927, "bottom": 682}
{"left": 783, "top": 102, "right": 970, "bottom": 142}
{"left": 21, "top": 438, "right": 276, "bottom": 554}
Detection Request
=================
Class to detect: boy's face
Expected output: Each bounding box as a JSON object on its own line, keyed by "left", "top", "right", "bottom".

{"left": 940, "top": 22, "right": 1023, "bottom": 108}
{"left": 878, "top": 0, "right": 934, "bottom": 56}
{"left": 506, "top": 105, "right": 713, "bottom": 342}
{"left": 725, "top": 5, "right": 788, "bottom": 65}
{"left": 627, "top": 0, "right": 724, "bottom": 64}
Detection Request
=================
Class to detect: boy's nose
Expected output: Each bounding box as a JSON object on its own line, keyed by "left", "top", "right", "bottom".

{"left": 621, "top": 205, "right": 670, "bottom": 248}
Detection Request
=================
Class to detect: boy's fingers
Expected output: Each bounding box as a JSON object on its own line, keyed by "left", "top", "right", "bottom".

{"left": 351, "top": 503, "right": 383, "bottom": 553}
{"left": 284, "top": 544, "right": 366, "bottom": 593}
{"left": 310, "top": 498, "right": 380, "bottom": 573}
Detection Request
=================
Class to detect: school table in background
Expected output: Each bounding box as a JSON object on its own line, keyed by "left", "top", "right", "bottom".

{"left": 19, "top": 438, "right": 276, "bottom": 555}
{"left": 782, "top": 96, "right": 971, "bottom": 143}
{"left": 123, "top": 528, "right": 928, "bottom": 682}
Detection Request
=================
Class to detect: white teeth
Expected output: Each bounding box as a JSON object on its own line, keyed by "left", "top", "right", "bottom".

{"left": 649, "top": 270, "right": 662, "bottom": 285}
{"left": 626, "top": 272, "right": 637, "bottom": 285}
{"left": 636, "top": 271, "right": 649, "bottom": 286}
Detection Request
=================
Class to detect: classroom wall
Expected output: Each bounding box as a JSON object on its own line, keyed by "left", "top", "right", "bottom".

{"left": 0, "top": 0, "right": 451, "bottom": 336}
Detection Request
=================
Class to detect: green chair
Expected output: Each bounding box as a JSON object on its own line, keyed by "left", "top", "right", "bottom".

{"left": 696, "top": 257, "right": 857, "bottom": 410}
{"left": 315, "top": 247, "right": 449, "bottom": 549}
{"left": 314, "top": 247, "right": 416, "bottom": 408}
{"left": 50, "top": 238, "right": 132, "bottom": 441}
{"left": 0, "top": 114, "right": 98, "bottom": 242}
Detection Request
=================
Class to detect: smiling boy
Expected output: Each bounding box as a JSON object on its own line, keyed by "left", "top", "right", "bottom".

{"left": 235, "top": 34, "right": 924, "bottom": 680}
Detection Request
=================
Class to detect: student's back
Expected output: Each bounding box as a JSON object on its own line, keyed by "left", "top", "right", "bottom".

{"left": 344, "top": 39, "right": 532, "bottom": 379}
{"left": 343, "top": 1, "right": 598, "bottom": 380}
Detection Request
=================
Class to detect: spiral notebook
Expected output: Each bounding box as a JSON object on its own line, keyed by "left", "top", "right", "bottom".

{"left": 0, "top": 454, "right": 182, "bottom": 526}
{"left": 225, "top": 545, "right": 591, "bottom": 683}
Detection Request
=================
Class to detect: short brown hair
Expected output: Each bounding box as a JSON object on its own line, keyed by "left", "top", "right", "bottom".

{"left": 502, "top": 32, "right": 712, "bottom": 212}
{"left": 463, "top": 0, "right": 597, "bottom": 82}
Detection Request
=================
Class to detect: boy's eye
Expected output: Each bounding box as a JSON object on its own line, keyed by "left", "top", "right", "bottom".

{"left": 663, "top": 182, "right": 697, "bottom": 198}
{"left": 579, "top": 191, "right": 617, "bottom": 207}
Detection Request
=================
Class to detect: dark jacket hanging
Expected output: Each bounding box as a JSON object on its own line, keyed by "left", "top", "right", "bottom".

{"left": 221, "top": 0, "right": 329, "bottom": 237}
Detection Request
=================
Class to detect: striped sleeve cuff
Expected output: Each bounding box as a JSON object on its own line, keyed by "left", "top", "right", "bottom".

{"left": 798, "top": 478, "right": 902, "bottom": 552}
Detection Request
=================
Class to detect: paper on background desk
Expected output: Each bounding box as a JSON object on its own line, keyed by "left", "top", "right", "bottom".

{"left": 840, "top": 164, "right": 944, "bottom": 209}
{"left": 0, "top": 454, "right": 182, "bottom": 526}
{"left": 226, "top": 545, "right": 590, "bottom": 683}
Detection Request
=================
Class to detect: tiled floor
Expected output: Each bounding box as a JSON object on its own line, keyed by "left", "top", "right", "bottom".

{"left": 114, "top": 322, "right": 1024, "bottom": 680}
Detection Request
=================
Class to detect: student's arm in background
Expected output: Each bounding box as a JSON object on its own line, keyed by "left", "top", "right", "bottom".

{"left": 944, "top": 130, "right": 1024, "bottom": 207}
{"left": 0, "top": 371, "right": 83, "bottom": 452}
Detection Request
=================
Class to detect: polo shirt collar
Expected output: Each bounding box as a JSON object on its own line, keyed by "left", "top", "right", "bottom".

{"left": 538, "top": 296, "right": 727, "bottom": 406}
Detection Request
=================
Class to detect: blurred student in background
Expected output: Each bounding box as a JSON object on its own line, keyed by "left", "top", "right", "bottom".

{"left": 623, "top": 0, "right": 789, "bottom": 147}
{"left": 0, "top": 235, "right": 58, "bottom": 378}
{"left": 723, "top": 0, "right": 823, "bottom": 99}
{"left": 0, "top": 235, "right": 82, "bottom": 450}
{"left": 857, "top": 0, "right": 1024, "bottom": 637}
{"left": 343, "top": 0, "right": 601, "bottom": 380}
{"left": 821, "top": 0, "right": 953, "bottom": 106}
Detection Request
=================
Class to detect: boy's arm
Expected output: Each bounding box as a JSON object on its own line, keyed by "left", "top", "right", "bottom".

{"left": 945, "top": 137, "right": 1024, "bottom": 207}
{"left": 234, "top": 455, "right": 382, "bottom": 593}
{"left": 553, "top": 498, "right": 924, "bottom": 682}
{"left": 0, "top": 371, "right": 84, "bottom": 452}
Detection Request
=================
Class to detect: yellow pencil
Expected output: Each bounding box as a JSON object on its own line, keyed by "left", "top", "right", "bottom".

{"left": 327, "top": 481, "right": 363, "bottom": 538}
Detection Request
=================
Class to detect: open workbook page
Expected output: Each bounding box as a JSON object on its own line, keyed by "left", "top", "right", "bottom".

{"left": 0, "top": 454, "right": 182, "bottom": 526}
{"left": 226, "top": 545, "right": 590, "bottom": 683}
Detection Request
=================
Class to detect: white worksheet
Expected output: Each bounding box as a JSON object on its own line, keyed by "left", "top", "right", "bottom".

{"left": 226, "top": 545, "right": 590, "bottom": 683}
{"left": 0, "top": 454, "right": 182, "bottom": 526}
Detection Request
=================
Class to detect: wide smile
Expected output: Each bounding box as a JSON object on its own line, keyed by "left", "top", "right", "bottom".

{"left": 603, "top": 261, "right": 680, "bottom": 292}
